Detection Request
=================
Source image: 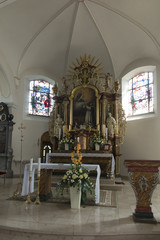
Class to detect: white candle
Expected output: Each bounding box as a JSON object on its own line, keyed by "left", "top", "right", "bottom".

{"left": 29, "top": 158, "right": 33, "bottom": 177}
{"left": 38, "top": 158, "right": 41, "bottom": 177}
{"left": 106, "top": 128, "right": 108, "bottom": 140}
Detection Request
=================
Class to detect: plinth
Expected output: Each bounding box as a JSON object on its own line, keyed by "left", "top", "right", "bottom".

{"left": 124, "top": 160, "right": 160, "bottom": 224}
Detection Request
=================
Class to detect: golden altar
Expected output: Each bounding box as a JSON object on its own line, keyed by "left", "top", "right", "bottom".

{"left": 47, "top": 55, "right": 126, "bottom": 177}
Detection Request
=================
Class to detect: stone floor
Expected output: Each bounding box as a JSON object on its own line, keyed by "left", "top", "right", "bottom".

{"left": 0, "top": 177, "right": 160, "bottom": 240}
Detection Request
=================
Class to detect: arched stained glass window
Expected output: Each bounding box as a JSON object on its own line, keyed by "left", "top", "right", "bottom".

{"left": 29, "top": 80, "right": 54, "bottom": 116}
{"left": 128, "top": 72, "right": 154, "bottom": 116}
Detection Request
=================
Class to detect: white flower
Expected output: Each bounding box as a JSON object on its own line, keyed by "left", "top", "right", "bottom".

{"left": 72, "top": 174, "right": 77, "bottom": 179}
{"left": 63, "top": 175, "right": 67, "bottom": 180}
{"left": 80, "top": 175, "right": 83, "bottom": 179}
{"left": 79, "top": 168, "right": 82, "bottom": 173}
{"left": 83, "top": 173, "right": 88, "bottom": 179}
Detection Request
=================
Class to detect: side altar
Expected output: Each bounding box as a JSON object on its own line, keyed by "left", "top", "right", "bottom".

{"left": 48, "top": 55, "right": 126, "bottom": 177}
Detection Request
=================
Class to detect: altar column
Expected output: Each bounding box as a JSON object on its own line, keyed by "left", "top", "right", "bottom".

{"left": 63, "top": 98, "right": 69, "bottom": 136}
{"left": 113, "top": 93, "right": 121, "bottom": 176}
{"left": 101, "top": 95, "right": 107, "bottom": 138}
{"left": 124, "top": 159, "right": 160, "bottom": 223}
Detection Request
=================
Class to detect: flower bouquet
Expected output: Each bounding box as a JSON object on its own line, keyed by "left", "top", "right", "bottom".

{"left": 91, "top": 130, "right": 104, "bottom": 150}
{"left": 56, "top": 143, "right": 95, "bottom": 204}
{"left": 60, "top": 130, "right": 74, "bottom": 150}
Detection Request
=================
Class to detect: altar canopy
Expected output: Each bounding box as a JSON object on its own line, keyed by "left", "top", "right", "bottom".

{"left": 47, "top": 55, "right": 126, "bottom": 176}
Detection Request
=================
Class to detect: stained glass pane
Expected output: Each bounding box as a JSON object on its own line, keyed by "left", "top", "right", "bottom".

{"left": 128, "top": 72, "right": 154, "bottom": 117}
{"left": 133, "top": 86, "right": 147, "bottom": 101}
{"left": 29, "top": 80, "right": 54, "bottom": 116}
{"left": 129, "top": 79, "right": 132, "bottom": 90}
{"left": 132, "top": 99, "right": 148, "bottom": 115}
{"left": 149, "top": 72, "right": 153, "bottom": 83}
{"left": 149, "top": 98, "right": 153, "bottom": 112}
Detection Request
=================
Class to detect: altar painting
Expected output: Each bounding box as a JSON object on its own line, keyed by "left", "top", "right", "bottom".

{"left": 73, "top": 87, "right": 96, "bottom": 128}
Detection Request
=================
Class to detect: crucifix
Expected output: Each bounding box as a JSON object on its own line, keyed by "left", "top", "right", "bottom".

{"left": 18, "top": 122, "right": 26, "bottom": 183}
{"left": 12, "top": 122, "right": 26, "bottom": 197}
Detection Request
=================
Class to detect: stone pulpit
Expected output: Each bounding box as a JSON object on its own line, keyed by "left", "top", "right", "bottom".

{"left": 124, "top": 159, "right": 160, "bottom": 223}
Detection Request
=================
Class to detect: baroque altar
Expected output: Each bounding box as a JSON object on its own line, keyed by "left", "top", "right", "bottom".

{"left": 48, "top": 55, "right": 126, "bottom": 176}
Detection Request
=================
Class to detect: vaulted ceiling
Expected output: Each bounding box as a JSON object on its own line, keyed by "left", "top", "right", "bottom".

{"left": 0, "top": 0, "right": 160, "bottom": 84}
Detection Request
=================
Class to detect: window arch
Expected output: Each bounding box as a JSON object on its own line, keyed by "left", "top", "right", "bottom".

{"left": 28, "top": 80, "right": 54, "bottom": 117}
{"left": 128, "top": 72, "right": 153, "bottom": 116}
{"left": 122, "top": 66, "right": 156, "bottom": 120}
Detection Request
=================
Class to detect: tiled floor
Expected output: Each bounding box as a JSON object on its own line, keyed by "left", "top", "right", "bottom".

{"left": 0, "top": 177, "right": 160, "bottom": 240}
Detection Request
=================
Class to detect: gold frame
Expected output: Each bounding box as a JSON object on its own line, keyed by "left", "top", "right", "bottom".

{"left": 69, "top": 84, "right": 100, "bottom": 130}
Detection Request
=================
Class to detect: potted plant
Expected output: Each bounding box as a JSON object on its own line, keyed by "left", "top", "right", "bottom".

{"left": 60, "top": 130, "right": 74, "bottom": 150}
{"left": 56, "top": 144, "right": 95, "bottom": 208}
{"left": 92, "top": 131, "right": 104, "bottom": 150}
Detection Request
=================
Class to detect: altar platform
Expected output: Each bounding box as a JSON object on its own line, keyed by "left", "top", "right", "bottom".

{"left": 1, "top": 177, "right": 160, "bottom": 240}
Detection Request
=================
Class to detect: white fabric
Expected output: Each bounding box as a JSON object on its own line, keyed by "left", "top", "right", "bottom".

{"left": 46, "top": 152, "right": 115, "bottom": 173}
{"left": 21, "top": 163, "right": 101, "bottom": 204}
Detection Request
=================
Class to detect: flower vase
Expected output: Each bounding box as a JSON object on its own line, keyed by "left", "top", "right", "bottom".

{"left": 65, "top": 143, "right": 69, "bottom": 151}
{"left": 70, "top": 186, "right": 81, "bottom": 209}
{"left": 95, "top": 143, "right": 100, "bottom": 151}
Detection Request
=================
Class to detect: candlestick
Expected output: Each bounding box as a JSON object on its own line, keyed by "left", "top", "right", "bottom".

{"left": 25, "top": 176, "right": 32, "bottom": 204}
{"left": 38, "top": 158, "right": 41, "bottom": 177}
{"left": 34, "top": 176, "right": 40, "bottom": 205}
{"left": 106, "top": 127, "right": 108, "bottom": 140}
{"left": 29, "top": 158, "right": 33, "bottom": 177}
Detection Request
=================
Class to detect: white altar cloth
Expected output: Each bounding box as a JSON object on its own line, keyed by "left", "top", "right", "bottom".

{"left": 21, "top": 163, "right": 101, "bottom": 204}
{"left": 46, "top": 152, "right": 115, "bottom": 173}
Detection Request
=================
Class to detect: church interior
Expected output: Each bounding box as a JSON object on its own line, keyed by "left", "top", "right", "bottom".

{"left": 0, "top": 0, "right": 160, "bottom": 239}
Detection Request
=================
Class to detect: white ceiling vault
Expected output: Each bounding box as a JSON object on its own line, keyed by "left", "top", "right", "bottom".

{"left": 0, "top": 0, "right": 160, "bottom": 85}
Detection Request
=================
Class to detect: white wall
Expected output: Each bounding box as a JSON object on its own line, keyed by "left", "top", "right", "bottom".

{"left": 120, "top": 58, "right": 160, "bottom": 176}
{"left": 2, "top": 55, "right": 160, "bottom": 177}
{"left": 11, "top": 75, "right": 51, "bottom": 175}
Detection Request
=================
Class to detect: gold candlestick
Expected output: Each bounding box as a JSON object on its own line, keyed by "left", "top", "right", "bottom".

{"left": 25, "top": 175, "right": 32, "bottom": 204}
{"left": 34, "top": 174, "right": 40, "bottom": 205}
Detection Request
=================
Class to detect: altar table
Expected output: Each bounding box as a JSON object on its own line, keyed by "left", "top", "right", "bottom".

{"left": 46, "top": 152, "right": 115, "bottom": 177}
{"left": 21, "top": 163, "right": 101, "bottom": 204}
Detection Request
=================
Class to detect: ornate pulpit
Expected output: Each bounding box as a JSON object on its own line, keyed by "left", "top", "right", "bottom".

{"left": 124, "top": 160, "right": 160, "bottom": 223}
{"left": 48, "top": 55, "right": 126, "bottom": 177}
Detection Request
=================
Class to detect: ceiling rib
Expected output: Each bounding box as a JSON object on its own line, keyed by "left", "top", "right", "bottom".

{"left": 63, "top": 2, "right": 79, "bottom": 77}
{"left": 16, "top": 0, "right": 75, "bottom": 80}
{"left": 89, "top": 0, "right": 160, "bottom": 51}
{"left": 84, "top": 1, "right": 115, "bottom": 75}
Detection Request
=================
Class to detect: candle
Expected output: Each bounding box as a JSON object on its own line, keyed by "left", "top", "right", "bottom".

{"left": 38, "top": 158, "right": 41, "bottom": 177}
{"left": 29, "top": 158, "right": 33, "bottom": 177}
{"left": 106, "top": 127, "right": 108, "bottom": 140}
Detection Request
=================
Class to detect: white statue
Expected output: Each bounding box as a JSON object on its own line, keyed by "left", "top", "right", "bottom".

{"left": 106, "top": 113, "right": 116, "bottom": 138}
{"left": 55, "top": 114, "right": 64, "bottom": 140}
{"left": 84, "top": 103, "right": 92, "bottom": 125}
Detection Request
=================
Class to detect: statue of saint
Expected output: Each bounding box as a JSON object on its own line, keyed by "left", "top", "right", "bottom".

{"left": 55, "top": 114, "right": 64, "bottom": 140}
{"left": 106, "top": 113, "right": 116, "bottom": 138}
{"left": 84, "top": 103, "right": 92, "bottom": 125}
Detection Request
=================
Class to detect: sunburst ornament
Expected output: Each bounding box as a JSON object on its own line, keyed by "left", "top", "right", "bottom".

{"left": 67, "top": 55, "right": 105, "bottom": 85}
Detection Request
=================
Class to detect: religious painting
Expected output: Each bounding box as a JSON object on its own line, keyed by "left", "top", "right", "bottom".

{"left": 73, "top": 87, "right": 96, "bottom": 128}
